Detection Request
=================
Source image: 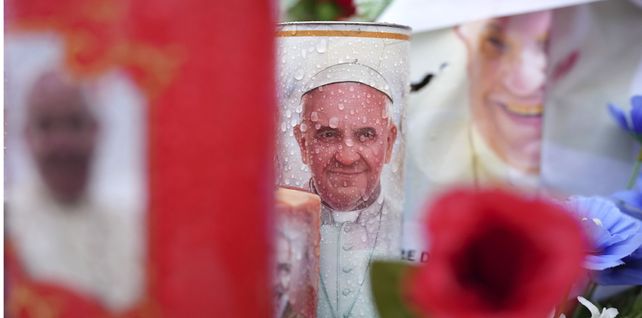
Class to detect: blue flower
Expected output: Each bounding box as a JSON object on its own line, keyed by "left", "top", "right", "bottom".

{"left": 566, "top": 196, "right": 642, "bottom": 271}
{"left": 612, "top": 172, "right": 642, "bottom": 220}
{"left": 608, "top": 95, "right": 642, "bottom": 142}
{"left": 595, "top": 247, "right": 642, "bottom": 285}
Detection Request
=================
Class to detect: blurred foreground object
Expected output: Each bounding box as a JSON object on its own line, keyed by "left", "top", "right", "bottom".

{"left": 5, "top": 0, "right": 276, "bottom": 316}
{"left": 6, "top": 69, "right": 144, "bottom": 316}
{"left": 371, "top": 188, "right": 589, "bottom": 318}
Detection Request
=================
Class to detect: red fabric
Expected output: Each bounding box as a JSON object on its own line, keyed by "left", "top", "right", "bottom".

{"left": 5, "top": 240, "right": 107, "bottom": 318}
{"left": 138, "top": 1, "right": 275, "bottom": 317}
{"left": 407, "top": 188, "right": 588, "bottom": 318}
{"left": 6, "top": 0, "right": 275, "bottom": 317}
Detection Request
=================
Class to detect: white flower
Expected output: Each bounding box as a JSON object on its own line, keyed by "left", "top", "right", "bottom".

{"left": 577, "top": 296, "right": 619, "bottom": 318}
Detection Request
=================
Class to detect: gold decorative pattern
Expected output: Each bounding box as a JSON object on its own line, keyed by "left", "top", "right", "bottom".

{"left": 8, "top": 285, "right": 61, "bottom": 318}
{"left": 276, "top": 30, "right": 409, "bottom": 41}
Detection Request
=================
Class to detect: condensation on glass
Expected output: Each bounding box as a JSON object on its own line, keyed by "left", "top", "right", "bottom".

{"left": 274, "top": 22, "right": 410, "bottom": 318}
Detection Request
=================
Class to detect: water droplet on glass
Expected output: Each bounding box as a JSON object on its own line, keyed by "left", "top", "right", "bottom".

{"left": 345, "top": 139, "right": 354, "bottom": 147}
{"left": 300, "top": 122, "right": 308, "bottom": 132}
{"left": 310, "top": 111, "right": 319, "bottom": 122}
{"left": 338, "top": 103, "right": 344, "bottom": 110}
{"left": 316, "top": 39, "right": 327, "bottom": 53}
{"left": 294, "top": 69, "right": 304, "bottom": 81}
{"left": 285, "top": 110, "right": 292, "bottom": 118}
{"left": 315, "top": 123, "right": 321, "bottom": 130}
{"left": 329, "top": 117, "right": 339, "bottom": 128}
{"left": 349, "top": 86, "right": 355, "bottom": 92}
{"left": 280, "top": 122, "right": 286, "bottom": 132}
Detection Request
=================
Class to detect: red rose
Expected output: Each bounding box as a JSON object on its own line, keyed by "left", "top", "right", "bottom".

{"left": 407, "top": 188, "right": 588, "bottom": 318}
{"left": 333, "top": 0, "right": 356, "bottom": 17}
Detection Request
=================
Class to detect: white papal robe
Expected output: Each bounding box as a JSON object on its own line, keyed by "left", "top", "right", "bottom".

{"left": 317, "top": 194, "right": 401, "bottom": 318}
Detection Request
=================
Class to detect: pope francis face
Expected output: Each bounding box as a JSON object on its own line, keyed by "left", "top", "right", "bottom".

{"left": 458, "top": 11, "right": 552, "bottom": 174}
{"left": 294, "top": 82, "right": 397, "bottom": 211}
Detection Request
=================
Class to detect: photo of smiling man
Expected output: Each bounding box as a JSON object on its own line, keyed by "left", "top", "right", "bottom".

{"left": 457, "top": 10, "right": 552, "bottom": 178}
{"left": 400, "top": 11, "right": 558, "bottom": 263}
{"left": 293, "top": 62, "right": 402, "bottom": 318}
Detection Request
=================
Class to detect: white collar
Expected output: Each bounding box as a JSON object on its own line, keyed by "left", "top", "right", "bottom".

{"left": 322, "top": 192, "right": 384, "bottom": 225}
{"left": 470, "top": 126, "right": 540, "bottom": 188}
{"left": 331, "top": 210, "right": 361, "bottom": 223}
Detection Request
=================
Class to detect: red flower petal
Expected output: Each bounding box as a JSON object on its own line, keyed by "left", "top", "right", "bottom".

{"left": 407, "top": 188, "right": 588, "bottom": 318}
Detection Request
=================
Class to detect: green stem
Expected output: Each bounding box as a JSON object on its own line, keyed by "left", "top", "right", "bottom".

{"left": 585, "top": 283, "right": 598, "bottom": 301}
{"left": 626, "top": 148, "right": 642, "bottom": 189}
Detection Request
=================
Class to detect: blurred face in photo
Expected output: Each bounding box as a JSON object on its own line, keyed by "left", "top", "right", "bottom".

{"left": 275, "top": 233, "right": 293, "bottom": 301}
{"left": 458, "top": 11, "right": 552, "bottom": 173}
{"left": 295, "top": 82, "right": 397, "bottom": 211}
{"left": 25, "top": 71, "right": 99, "bottom": 204}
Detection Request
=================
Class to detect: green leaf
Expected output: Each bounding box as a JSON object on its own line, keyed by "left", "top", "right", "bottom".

{"left": 629, "top": 287, "right": 642, "bottom": 316}
{"left": 285, "top": 0, "right": 316, "bottom": 21}
{"left": 370, "top": 261, "right": 421, "bottom": 318}
{"left": 315, "top": 2, "right": 341, "bottom": 21}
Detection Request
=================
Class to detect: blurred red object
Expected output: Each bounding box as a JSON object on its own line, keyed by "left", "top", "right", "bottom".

{"left": 334, "top": 0, "right": 356, "bottom": 18}
{"left": 407, "top": 188, "right": 588, "bottom": 318}
{"left": 5, "top": 0, "right": 275, "bottom": 317}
